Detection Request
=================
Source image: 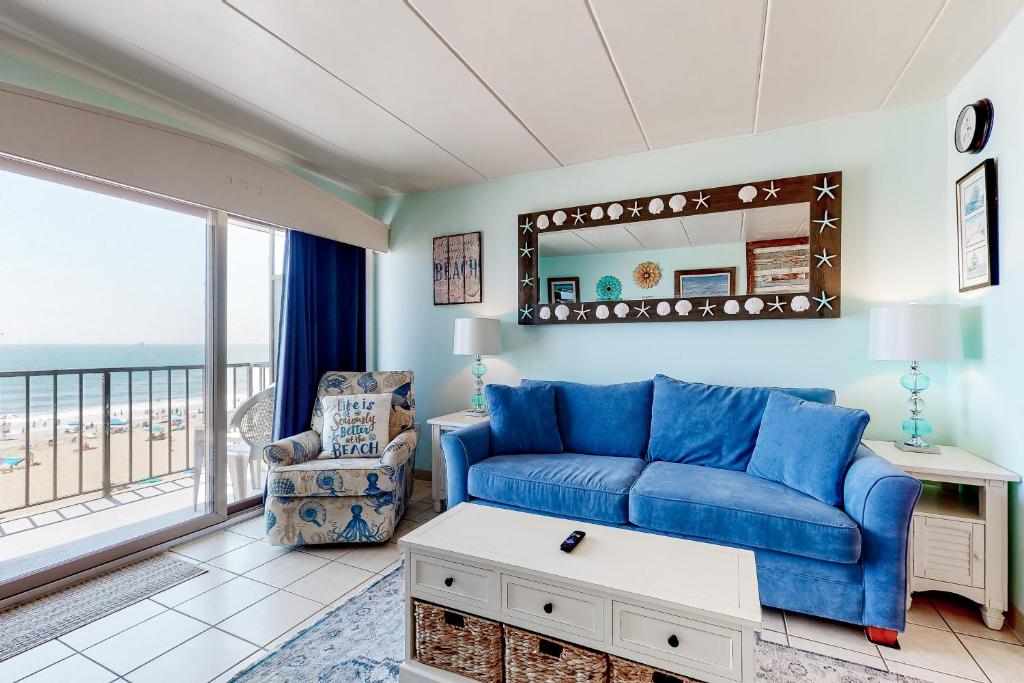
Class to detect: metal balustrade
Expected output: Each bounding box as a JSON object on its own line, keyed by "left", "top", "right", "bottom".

{"left": 0, "top": 362, "right": 269, "bottom": 513}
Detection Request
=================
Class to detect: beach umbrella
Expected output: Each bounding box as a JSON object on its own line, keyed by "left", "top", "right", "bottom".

{"left": 109, "top": 418, "right": 127, "bottom": 426}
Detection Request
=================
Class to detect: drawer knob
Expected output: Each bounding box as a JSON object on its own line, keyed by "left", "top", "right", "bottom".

{"left": 667, "top": 634, "right": 680, "bottom": 648}
{"left": 444, "top": 576, "right": 454, "bottom": 587}
{"left": 543, "top": 602, "right": 553, "bottom": 614}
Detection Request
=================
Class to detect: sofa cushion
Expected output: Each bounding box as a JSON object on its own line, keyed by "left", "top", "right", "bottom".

{"left": 629, "top": 461, "right": 861, "bottom": 563}
{"left": 647, "top": 375, "right": 836, "bottom": 470}
{"left": 268, "top": 457, "right": 401, "bottom": 498}
{"left": 522, "top": 379, "right": 653, "bottom": 458}
{"left": 747, "top": 392, "right": 869, "bottom": 507}
{"left": 485, "top": 384, "right": 563, "bottom": 455}
{"left": 468, "top": 453, "right": 646, "bottom": 524}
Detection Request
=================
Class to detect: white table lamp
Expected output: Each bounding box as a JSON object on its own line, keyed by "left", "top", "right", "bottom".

{"left": 453, "top": 318, "right": 501, "bottom": 415}
{"left": 869, "top": 304, "right": 962, "bottom": 453}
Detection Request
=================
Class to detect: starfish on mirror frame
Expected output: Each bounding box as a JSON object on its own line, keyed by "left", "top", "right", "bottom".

{"left": 628, "top": 202, "right": 642, "bottom": 217}
{"left": 813, "top": 177, "right": 838, "bottom": 201}
{"left": 519, "top": 305, "right": 533, "bottom": 320}
{"left": 571, "top": 208, "right": 586, "bottom": 225}
{"left": 762, "top": 181, "right": 780, "bottom": 199}
{"left": 699, "top": 300, "right": 715, "bottom": 316}
{"left": 520, "top": 218, "right": 533, "bottom": 234}
{"left": 634, "top": 301, "right": 651, "bottom": 318}
{"left": 574, "top": 305, "right": 591, "bottom": 320}
{"left": 768, "top": 296, "right": 786, "bottom": 313}
{"left": 815, "top": 248, "right": 836, "bottom": 268}
{"left": 694, "top": 192, "right": 709, "bottom": 209}
{"left": 813, "top": 210, "right": 838, "bottom": 233}
{"left": 814, "top": 291, "right": 836, "bottom": 311}
{"left": 520, "top": 276, "right": 534, "bottom": 287}
{"left": 519, "top": 244, "right": 534, "bottom": 258}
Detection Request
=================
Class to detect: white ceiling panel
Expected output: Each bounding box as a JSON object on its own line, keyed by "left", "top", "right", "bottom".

{"left": 885, "top": 0, "right": 1024, "bottom": 107}
{"left": 681, "top": 212, "right": 743, "bottom": 246}
{"left": 628, "top": 219, "right": 688, "bottom": 250}
{"left": 742, "top": 202, "right": 809, "bottom": 242}
{"left": 538, "top": 230, "right": 600, "bottom": 257}
{"left": 409, "top": 0, "right": 646, "bottom": 165}
{"left": 756, "top": 0, "right": 944, "bottom": 131}
{"left": 227, "top": 0, "right": 557, "bottom": 179}
{"left": 590, "top": 0, "right": 765, "bottom": 148}
{"left": 0, "top": 0, "right": 482, "bottom": 194}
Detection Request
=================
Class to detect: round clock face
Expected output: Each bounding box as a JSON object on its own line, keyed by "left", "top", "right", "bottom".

{"left": 957, "top": 106, "right": 976, "bottom": 152}
{"left": 955, "top": 99, "right": 992, "bottom": 153}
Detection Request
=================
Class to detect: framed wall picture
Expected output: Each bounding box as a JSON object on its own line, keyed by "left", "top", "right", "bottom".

{"left": 746, "top": 238, "right": 810, "bottom": 294}
{"left": 674, "top": 267, "right": 736, "bottom": 297}
{"left": 956, "top": 159, "right": 998, "bottom": 292}
{"left": 433, "top": 231, "right": 482, "bottom": 305}
{"left": 547, "top": 276, "right": 580, "bottom": 304}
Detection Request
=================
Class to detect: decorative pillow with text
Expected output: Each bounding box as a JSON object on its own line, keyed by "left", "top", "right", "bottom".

{"left": 320, "top": 393, "right": 392, "bottom": 458}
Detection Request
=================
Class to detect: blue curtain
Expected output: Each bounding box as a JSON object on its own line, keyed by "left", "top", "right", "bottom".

{"left": 273, "top": 230, "right": 366, "bottom": 440}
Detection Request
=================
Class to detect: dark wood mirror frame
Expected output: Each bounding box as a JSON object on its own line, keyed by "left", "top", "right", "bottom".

{"left": 517, "top": 171, "right": 842, "bottom": 325}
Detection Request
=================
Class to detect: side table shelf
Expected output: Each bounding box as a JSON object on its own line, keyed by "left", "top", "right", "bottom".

{"left": 865, "top": 440, "right": 1021, "bottom": 630}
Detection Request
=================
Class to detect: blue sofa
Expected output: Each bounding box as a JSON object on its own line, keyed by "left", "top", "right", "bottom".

{"left": 441, "top": 376, "right": 922, "bottom": 641}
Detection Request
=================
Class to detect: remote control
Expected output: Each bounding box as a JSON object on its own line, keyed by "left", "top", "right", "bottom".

{"left": 560, "top": 530, "right": 586, "bottom": 553}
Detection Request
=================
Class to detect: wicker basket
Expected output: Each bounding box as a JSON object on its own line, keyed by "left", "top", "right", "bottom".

{"left": 503, "top": 624, "right": 608, "bottom": 683}
{"left": 414, "top": 600, "right": 503, "bottom": 683}
{"left": 609, "top": 654, "right": 698, "bottom": 683}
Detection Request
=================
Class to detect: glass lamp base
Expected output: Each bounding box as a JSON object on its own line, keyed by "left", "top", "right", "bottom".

{"left": 895, "top": 440, "right": 941, "bottom": 454}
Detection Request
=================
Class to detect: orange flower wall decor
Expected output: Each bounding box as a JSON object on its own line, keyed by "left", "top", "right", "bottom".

{"left": 632, "top": 261, "right": 662, "bottom": 289}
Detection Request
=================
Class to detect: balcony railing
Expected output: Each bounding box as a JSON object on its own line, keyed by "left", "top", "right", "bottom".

{"left": 0, "top": 362, "right": 270, "bottom": 514}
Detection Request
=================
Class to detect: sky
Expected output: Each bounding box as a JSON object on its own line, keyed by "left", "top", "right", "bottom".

{"left": 0, "top": 167, "right": 277, "bottom": 346}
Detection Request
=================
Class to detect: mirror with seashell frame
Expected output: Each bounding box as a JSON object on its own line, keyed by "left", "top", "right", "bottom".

{"left": 517, "top": 172, "right": 842, "bottom": 325}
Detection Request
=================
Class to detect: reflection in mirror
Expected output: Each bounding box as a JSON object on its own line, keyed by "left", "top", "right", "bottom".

{"left": 537, "top": 203, "right": 811, "bottom": 304}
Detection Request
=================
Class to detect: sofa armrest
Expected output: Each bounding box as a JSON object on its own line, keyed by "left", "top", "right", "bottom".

{"left": 442, "top": 421, "right": 492, "bottom": 507}
{"left": 263, "top": 430, "right": 321, "bottom": 467}
{"left": 381, "top": 428, "right": 418, "bottom": 467}
{"left": 843, "top": 443, "right": 922, "bottom": 631}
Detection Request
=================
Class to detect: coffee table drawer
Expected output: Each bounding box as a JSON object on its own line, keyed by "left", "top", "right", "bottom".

{"left": 502, "top": 575, "right": 604, "bottom": 640}
{"left": 613, "top": 602, "right": 742, "bottom": 681}
{"left": 410, "top": 553, "right": 497, "bottom": 610}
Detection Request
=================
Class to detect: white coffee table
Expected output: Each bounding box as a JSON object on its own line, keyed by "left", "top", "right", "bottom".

{"left": 399, "top": 503, "right": 761, "bottom": 683}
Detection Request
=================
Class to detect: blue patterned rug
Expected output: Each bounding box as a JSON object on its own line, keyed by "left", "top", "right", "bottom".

{"left": 232, "top": 563, "right": 924, "bottom": 683}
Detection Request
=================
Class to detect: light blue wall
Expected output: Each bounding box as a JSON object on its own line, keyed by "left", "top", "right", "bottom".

{"left": 0, "top": 52, "right": 376, "bottom": 214}
{"left": 538, "top": 242, "right": 746, "bottom": 304}
{"left": 946, "top": 8, "right": 1024, "bottom": 611}
{"left": 375, "top": 102, "right": 950, "bottom": 471}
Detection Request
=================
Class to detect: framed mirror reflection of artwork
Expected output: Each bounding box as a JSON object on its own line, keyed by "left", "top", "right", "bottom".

{"left": 517, "top": 172, "right": 842, "bottom": 325}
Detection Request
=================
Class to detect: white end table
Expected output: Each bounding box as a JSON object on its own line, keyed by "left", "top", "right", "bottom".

{"left": 866, "top": 439, "right": 1021, "bottom": 630}
{"left": 426, "top": 411, "right": 489, "bottom": 512}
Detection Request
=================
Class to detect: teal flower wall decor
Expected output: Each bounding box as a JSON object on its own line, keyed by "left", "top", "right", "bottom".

{"left": 596, "top": 275, "right": 622, "bottom": 301}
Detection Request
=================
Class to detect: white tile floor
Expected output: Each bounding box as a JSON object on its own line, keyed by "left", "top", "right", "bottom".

{"left": 4, "top": 480, "right": 1023, "bottom": 683}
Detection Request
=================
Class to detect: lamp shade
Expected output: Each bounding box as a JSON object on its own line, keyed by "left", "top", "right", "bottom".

{"left": 868, "top": 304, "right": 962, "bottom": 362}
{"left": 453, "top": 317, "right": 501, "bottom": 356}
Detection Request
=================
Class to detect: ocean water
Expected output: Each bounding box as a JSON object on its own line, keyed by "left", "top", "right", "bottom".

{"left": 0, "top": 344, "right": 269, "bottom": 431}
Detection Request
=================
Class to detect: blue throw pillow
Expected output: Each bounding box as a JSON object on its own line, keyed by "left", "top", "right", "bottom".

{"left": 485, "top": 384, "right": 563, "bottom": 455}
{"left": 521, "top": 379, "right": 652, "bottom": 458}
{"left": 647, "top": 375, "right": 836, "bottom": 470}
{"left": 746, "top": 391, "right": 869, "bottom": 507}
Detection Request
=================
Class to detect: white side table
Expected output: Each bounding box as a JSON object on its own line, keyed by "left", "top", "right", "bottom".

{"left": 865, "top": 439, "right": 1021, "bottom": 630}
{"left": 426, "top": 411, "right": 489, "bottom": 513}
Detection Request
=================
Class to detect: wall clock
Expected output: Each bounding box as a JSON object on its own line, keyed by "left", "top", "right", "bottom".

{"left": 955, "top": 99, "right": 993, "bottom": 154}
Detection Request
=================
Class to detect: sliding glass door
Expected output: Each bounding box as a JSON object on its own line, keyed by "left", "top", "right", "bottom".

{"left": 0, "top": 160, "right": 233, "bottom": 598}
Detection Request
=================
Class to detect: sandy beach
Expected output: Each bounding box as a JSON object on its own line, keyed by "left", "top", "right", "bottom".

{"left": 0, "top": 412, "right": 206, "bottom": 513}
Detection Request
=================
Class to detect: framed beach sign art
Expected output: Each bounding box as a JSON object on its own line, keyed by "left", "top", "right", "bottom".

{"left": 433, "top": 231, "right": 482, "bottom": 305}
{"left": 674, "top": 267, "right": 736, "bottom": 297}
{"left": 956, "top": 159, "right": 998, "bottom": 292}
{"left": 547, "top": 276, "right": 579, "bottom": 304}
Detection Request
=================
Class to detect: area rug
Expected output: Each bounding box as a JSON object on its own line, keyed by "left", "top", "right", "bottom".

{"left": 232, "top": 564, "right": 925, "bottom": 683}
{"left": 0, "top": 553, "right": 205, "bottom": 661}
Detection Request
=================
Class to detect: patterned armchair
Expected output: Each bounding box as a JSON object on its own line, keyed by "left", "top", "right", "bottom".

{"left": 263, "top": 371, "right": 416, "bottom": 546}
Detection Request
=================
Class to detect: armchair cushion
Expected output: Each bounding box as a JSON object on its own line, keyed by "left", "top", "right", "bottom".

{"left": 320, "top": 393, "right": 392, "bottom": 458}
{"left": 264, "top": 430, "right": 321, "bottom": 467}
{"left": 268, "top": 456, "right": 403, "bottom": 499}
